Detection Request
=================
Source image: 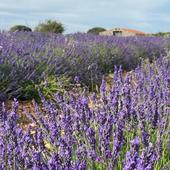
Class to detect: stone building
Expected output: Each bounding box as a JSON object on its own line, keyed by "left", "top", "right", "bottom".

{"left": 99, "top": 28, "right": 147, "bottom": 36}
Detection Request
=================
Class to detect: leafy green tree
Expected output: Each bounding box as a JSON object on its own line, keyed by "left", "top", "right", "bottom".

{"left": 10, "top": 25, "right": 32, "bottom": 32}
{"left": 35, "top": 19, "right": 64, "bottom": 34}
{"left": 87, "top": 27, "right": 106, "bottom": 35}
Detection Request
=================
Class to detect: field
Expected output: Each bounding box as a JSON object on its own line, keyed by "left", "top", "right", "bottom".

{"left": 0, "top": 32, "right": 170, "bottom": 169}
{"left": 0, "top": 32, "right": 170, "bottom": 100}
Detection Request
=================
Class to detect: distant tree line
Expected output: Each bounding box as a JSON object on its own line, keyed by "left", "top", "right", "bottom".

{"left": 34, "top": 20, "right": 64, "bottom": 33}
{"left": 9, "top": 19, "right": 107, "bottom": 35}
{"left": 152, "top": 32, "right": 170, "bottom": 37}
{"left": 9, "top": 19, "right": 65, "bottom": 34}
{"left": 87, "top": 27, "right": 106, "bottom": 35}
{"left": 10, "top": 25, "right": 32, "bottom": 32}
{"left": 8, "top": 20, "right": 170, "bottom": 36}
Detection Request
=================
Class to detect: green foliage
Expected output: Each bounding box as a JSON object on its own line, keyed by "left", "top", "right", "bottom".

{"left": 152, "top": 32, "right": 170, "bottom": 37}
{"left": 87, "top": 27, "right": 106, "bottom": 35}
{"left": 38, "top": 76, "right": 71, "bottom": 99}
{"left": 0, "top": 67, "right": 71, "bottom": 101}
{"left": 9, "top": 25, "right": 32, "bottom": 32}
{"left": 18, "top": 76, "right": 71, "bottom": 101}
{"left": 19, "top": 81, "right": 39, "bottom": 101}
{"left": 35, "top": 19, "right": 64, "bottom": 34}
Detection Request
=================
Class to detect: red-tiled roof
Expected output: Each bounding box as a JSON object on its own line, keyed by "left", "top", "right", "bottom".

{"left": 116, "top": 28, "right": 147, "bottom": 35}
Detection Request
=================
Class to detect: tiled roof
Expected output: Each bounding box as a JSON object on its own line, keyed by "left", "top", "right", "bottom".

{"left": 112, "top": 28, "right": 147, "bottom": 35}
{"left": 121, "top": 28, "right": 146, "bottom": 35}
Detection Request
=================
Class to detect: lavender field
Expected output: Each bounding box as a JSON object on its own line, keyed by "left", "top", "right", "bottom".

{"left": 0, "top": 32, "right": 170, "bottom": 169}
{"left": 0, "top": 32, "right": 169, "bottom": 100}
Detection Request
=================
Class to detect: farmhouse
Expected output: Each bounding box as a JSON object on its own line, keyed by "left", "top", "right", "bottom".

{"left": 99, "top": 28, "right": 147, "bottom": 36}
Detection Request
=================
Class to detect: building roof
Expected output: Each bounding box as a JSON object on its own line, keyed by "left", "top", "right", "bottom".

{"left": 111, "top": 28, "right": 147, "bottom": 35}
{"left": 122, "top": 28, "right": 146, "bottom": 35}
{"left": 100, "top": 28, "right": 147, "bottom": 35}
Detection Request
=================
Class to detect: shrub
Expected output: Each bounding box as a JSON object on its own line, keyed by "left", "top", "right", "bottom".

{"left": 9, "top": 25, "right": 32, "bottom": 32}
{"left": 87, "top": 27, "right": 106, "bottom": 35}
{"left": 35, "top": 19, "right": 64, "bottom": 34}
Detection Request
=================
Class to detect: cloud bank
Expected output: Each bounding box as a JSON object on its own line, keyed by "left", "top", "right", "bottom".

{"left": 0, "top": 0, "right": 169, "bottom": 33}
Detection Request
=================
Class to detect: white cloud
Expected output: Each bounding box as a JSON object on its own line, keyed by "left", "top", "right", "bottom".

{"left": 0, "top": 0, "right": 170, "bottom": 33}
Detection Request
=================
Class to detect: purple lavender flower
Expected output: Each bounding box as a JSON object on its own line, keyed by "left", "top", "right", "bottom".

{"left": 137, "top": 143, "right": 156, "bottom": 170}
{"left": 123, "top": 137, "right": 140, "bottom": 170}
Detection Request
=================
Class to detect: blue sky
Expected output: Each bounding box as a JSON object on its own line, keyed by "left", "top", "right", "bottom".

{"left": 0, "top": 0, "right": 170, "bottom": 33}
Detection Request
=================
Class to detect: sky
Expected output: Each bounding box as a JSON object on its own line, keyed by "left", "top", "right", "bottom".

{"left": 0, "top": 0, "right": 170, "bottom": 34}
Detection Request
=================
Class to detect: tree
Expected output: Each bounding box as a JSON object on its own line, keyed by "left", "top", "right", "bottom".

{"left": 10, "top": 25, "right": 32, "bottom": 32}
{"left": 87, "top": 27, "right": 106, "bottom": 35}
{"left": 35, "top": 19, "right": 64, "bottom": 34}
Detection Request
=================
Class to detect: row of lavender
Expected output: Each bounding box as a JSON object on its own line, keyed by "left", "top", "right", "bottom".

{"left": 0, "top": 55, "right": 169, "bottom": 169}
{"left": 0, "top": 31, "right": 170, "bottom": 100}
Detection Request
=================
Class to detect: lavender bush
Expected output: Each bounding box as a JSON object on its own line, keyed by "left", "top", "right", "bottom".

{"left": 0, "top": 31, "right": 170, "bottom": 100}
{"left": 0, "top": 55, "right": 169, "bottom": 169}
